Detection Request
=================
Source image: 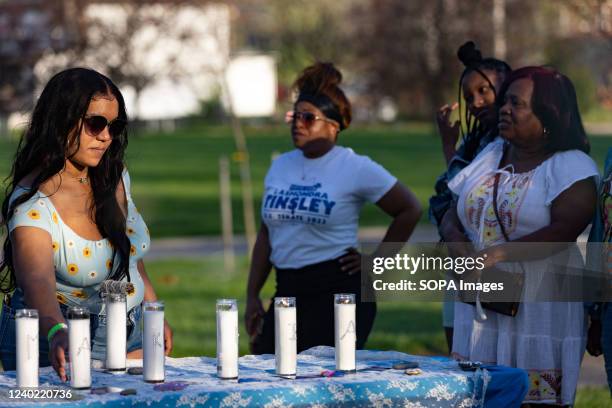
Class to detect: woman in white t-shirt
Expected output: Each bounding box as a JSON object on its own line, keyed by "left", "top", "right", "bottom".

{"left": 441, "top": 67, "right": 598, "bottom": 406}
{"left": 245, "top": 62, "right": 422, "bottom": 353}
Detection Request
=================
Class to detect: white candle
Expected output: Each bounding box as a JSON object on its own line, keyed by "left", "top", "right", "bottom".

{"left": 105, "top": 293, "right": 126, "bottom": 371}
{"left": 216, "top": 299, "right": 239, "bottom": 379}
{"left": 143, "top": 301, "right": 165, "bottom": 383}
{"left": 68, "top": 308, "right": 91, "bottom": 389}
{"left": 274, "top": 297, "right": 297, "bottom": 377}
{"left": 334, "top": 294, "right": 356, "bottom": 372}
{"left": 16, "top": 309, "right": 38, "bottom": 388}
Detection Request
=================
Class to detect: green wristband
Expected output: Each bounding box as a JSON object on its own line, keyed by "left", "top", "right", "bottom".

{"left": 47, "top": 322, "right": 68, "bottom": 343}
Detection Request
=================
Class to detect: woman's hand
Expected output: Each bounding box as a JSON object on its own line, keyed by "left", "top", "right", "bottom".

{"left": 441, "top": 221, "right": 474, "bottom": 258}
{"left": 244, "top": 295, "right": 265, "bottom": 338}
{"left": 245, "top": 225, "right": 273, "bottom": 343}
{"left": 127, "top": 349, "right": 143, "bottom": 359}
{"left": 49, "top": 329, "right": 69, "bottom": 382}
{"left": 477, "top": 244, "right": 507, "bottom": 269}
{"left": 164, "top": 319, "right": 173, "bottom": 355}
{"left": 436, "top": 102, "right": 460, "bottom": 162}
{"left": 440, "top": 206, "right": 472, "bottom": 258}
{"left": 339, "top": 247, "right": 364, "bottom": 275}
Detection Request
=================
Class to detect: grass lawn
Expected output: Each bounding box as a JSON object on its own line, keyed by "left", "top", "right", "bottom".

{"left": 1, "top": 123, "right": 611, "bottom": 237}
{"left": 146, "top": 256, "right": 610, "bottom": 407}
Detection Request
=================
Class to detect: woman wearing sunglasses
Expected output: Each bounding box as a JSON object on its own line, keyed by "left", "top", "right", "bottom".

{"left": 0, "top": 68, "right": 172, "bottom": 380}
{"left": 246, "top": 62, "right": 422, "bottom": 354}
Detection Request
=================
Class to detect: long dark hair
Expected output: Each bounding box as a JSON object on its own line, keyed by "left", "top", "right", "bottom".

{"left": 457, "top": 41, "right": 512, "bottom": 140}
{"left": 0, "top": 67, "right": 131, "bottom": 294}
{"left": 497, "top": 66, "right": 590, "bottom": 154}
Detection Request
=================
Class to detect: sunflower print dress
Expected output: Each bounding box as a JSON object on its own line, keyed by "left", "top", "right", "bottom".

{"left": 8, "top": 169, "right": 150, "bottom": 314}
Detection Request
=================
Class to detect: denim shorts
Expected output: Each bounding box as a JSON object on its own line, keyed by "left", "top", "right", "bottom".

{"left": 0, "top": 289, "right": 142, "bottom": 371}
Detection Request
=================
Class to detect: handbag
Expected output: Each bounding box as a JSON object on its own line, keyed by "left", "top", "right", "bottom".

{"left": 459, "top": 172, "right": 524, "bottom": 317}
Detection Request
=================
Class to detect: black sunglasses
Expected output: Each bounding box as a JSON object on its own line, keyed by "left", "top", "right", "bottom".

{"left": 83, "top": 115, "right": 127, "bottom": 138}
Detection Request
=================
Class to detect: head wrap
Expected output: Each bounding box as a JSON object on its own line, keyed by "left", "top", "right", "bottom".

{"left": 296, "top": 93, "right": 345, "bottom": 130}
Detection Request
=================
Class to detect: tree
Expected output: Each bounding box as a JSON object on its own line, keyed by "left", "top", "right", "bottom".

{"left": 0, "top": 1, "right": 75, "bottom": 135}
{"left": 233, "top": 0, "right": 352, "bottom": 93}
{"left": 556, "top": 0, "right": 612, "bottom": 109}
{"left": 347, "top": 0, "right": 545, "bottom": 119}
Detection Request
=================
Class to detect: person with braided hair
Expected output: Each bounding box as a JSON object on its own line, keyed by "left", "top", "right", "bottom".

{"left": 245, "top": 62, "right": 422, "bottom": 353}
{"left": 429, "top": 41, "right": 512, "bottom": 352}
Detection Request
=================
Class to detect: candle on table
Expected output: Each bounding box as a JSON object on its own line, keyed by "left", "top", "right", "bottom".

{"left": 105, "top": 293, "right": 126, "bottom": 371}
{"left": 216, "top": 299, "right": 238, "bottom": 379}
{"left": 143, "top": 301, "right": 165, "bottom": 383}
{"left": 334, "top": 293, "right": 356, "bottom": 372}
{"left": 16, "top": 309, "right": 38, "bottom": 388}
{"left": 274, "top": 297, "right": 297, "bottom": 378}
{"left": 68, "top": 307, "right": 91, "bottom": 389}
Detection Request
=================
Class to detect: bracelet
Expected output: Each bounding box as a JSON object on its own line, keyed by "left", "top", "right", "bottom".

{"left": 47, "top": 322, "right": 68, "bottom": 343}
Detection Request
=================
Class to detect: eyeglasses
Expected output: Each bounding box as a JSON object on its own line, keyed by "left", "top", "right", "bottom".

{"left": 83, "top": 115, "right": 127, "bottom": 138}
{"left": 289, "top": 110, "right": 338, "bottom": 128}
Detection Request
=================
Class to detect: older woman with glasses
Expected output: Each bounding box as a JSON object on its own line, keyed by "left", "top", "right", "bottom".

{"left": 0, "top": 68, "right": 172, "bottom": 381}
{"left": 245, "top": 62, "right": 422, "bottom": 353}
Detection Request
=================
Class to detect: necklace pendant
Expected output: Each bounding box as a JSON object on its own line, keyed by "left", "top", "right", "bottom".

{"left": 77, "top": 177, "right": 89, "bottom": 184}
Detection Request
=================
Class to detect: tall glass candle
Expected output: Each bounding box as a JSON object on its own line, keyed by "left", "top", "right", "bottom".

{"left": 105, "top": 293, "right": 126, "bottom": 371}
{"left": 216, "top": 299, "right": 238, "bottom": 379}
{"left": 16, "top": 309, "right": 38, "bottom": 388}
{"left": 274, "top": 297, "right": 296, "bottom": 378}
{"left": 143, "top": 301, "right": 165, "bottom": 383}
{"left": 68, "top": 307, "right": 91, "bottom": 389}
{"left": 334, "top": 294, "right": 356, "bottom": 372}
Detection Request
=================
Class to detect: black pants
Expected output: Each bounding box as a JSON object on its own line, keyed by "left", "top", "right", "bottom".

{"left": 251, "top": 257, "right": 376, "bottom": 354}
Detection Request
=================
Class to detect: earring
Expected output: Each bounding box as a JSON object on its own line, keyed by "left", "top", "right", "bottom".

{"left": 543, "top": 127, "right": 549, "bottom": 137}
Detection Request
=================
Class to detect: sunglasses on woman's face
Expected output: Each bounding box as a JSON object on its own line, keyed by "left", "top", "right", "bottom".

{"left": 291, "top": 111, "right": 338, "bottom": 128}
{"left": 83, "top": 115, "right": 127, "bottom": 138}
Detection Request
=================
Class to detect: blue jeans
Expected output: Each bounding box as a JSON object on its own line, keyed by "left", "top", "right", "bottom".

{"left": 0, "top": 289, "right": 142, "bottom": 371}
{"left": 602, "top": 303, "right": 612, "bottom": 395}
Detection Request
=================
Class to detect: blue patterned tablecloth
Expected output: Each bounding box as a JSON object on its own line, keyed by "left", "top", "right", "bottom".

{"left": 0, "top": 346, "right": 527, "bottom": 407}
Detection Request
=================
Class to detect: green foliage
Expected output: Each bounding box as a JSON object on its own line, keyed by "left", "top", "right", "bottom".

{"left": 567, "top": 66, "right": 599, "bottom": 115}
{"left": 545, "top": 39, "right": 600, "bottom": 114}
{"left": 234, "top": 0, "right": 351, "bottom": 89}
{"left": 197, "top": 93, "right": 225, "bottom": 122}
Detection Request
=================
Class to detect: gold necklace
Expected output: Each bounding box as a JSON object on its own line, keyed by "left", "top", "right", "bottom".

{"left": 62, "top": 169, "right": 89, "bottom": 184}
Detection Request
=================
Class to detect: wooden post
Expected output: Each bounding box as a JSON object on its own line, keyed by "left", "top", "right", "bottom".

{"left": 221, "top": 75, "right": 257, "bottom": 255}
{"left": 219, "top": 156, "right": 235, "bottom": 273}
